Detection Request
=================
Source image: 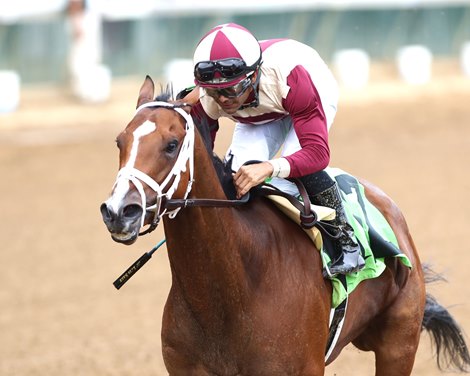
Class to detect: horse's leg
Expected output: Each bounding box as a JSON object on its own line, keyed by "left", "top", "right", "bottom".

{"left": 353, "top": 264, "right": 424, "bottom": 375}
{"left": 355, "top": 179, "right": 426, "bottom": 376}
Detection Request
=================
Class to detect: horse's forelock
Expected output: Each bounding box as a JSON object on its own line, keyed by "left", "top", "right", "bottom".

{"left": 154, "top": 84, "right": 174, "bottom": 102}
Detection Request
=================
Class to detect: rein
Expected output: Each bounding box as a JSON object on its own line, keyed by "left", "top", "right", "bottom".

{"left": 112, "top": 100, "right": 339, "bottom": 239}
{"left": 164, "top": 192, "right": 251, "bottom": 210}
{"left": 163, "top": 177, "right": 341, "bottom": 239}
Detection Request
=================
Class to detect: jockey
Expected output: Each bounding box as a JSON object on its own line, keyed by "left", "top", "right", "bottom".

{"left": 189, "top": 23, "right": 365, "bottom": 277}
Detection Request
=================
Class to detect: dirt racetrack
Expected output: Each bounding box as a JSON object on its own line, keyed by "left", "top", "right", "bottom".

{"left": 1, "top": 61, "right": 470, "bottom": 375}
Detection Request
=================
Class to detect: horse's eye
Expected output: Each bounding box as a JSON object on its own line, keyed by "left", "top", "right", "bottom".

{"left": 166, "top": 140, "right": 178, "bottom": 154}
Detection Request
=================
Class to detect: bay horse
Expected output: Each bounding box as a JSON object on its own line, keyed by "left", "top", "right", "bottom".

{"left": 100, "top": 76, "right": 470, "bottom": 375}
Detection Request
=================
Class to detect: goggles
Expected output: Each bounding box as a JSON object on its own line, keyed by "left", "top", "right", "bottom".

{"left": 204, "top": 76, "right": 252, "bottom": 99}
{"left": 194, "top": 54, "right": 262, "bottom": 84}
{"left": 194, "top": 58, "right": 249, "bottom": 83}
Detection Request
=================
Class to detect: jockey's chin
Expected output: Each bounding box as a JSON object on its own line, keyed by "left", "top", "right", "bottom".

{"left": 219, "top": 102, "right": 242, "bottom": 114}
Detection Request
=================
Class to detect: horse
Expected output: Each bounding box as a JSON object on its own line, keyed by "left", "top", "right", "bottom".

{"left": 100, "top": 76, "right": 470, "bottom": 375}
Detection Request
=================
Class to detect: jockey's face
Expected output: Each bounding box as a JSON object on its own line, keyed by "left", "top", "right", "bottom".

{"left": 212, "top": 87, "right": 252, "bottom": 114}
{"left": 205, "top": 73, "right": 256, "bottom": 114}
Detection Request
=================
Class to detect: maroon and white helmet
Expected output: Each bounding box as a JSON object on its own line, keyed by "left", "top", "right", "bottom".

{"left": 193, "top": 23, "right": 262, "bottom": 88}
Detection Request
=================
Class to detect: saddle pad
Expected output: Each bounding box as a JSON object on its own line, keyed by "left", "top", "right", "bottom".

{"left": 267, "top": 195, "right": 335, "bottom": 250}
{"left": 267, "top": 167, "right": 412, "bottom": 308}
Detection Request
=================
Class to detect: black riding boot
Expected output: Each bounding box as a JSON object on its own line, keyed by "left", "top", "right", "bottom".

{"left": 311, "top": 183, "right": 365, "bottom": 277}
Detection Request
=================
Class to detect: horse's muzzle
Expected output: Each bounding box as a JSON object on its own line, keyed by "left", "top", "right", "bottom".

{"left": 100, "top": 202, "right": 143, "bottom": 245}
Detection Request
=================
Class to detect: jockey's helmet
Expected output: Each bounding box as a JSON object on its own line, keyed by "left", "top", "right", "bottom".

{"left": 193, "top": 23, "right": 262, "bottom": 89}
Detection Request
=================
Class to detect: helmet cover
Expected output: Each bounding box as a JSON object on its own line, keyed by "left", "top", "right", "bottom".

{"left": 193, "top": 23, "right": 261, "bottom": 88}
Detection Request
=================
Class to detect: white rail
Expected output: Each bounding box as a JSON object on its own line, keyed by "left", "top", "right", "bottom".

{"left": 1, "top": 0, "right": 470, "bottom": 22}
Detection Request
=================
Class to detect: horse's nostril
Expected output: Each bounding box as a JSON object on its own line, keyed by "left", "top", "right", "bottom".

{"left": 123, "top": 204, "right": 143, "bottom": 220}
{"left": 100, "top": 203, "right": 113, "bottom": 221}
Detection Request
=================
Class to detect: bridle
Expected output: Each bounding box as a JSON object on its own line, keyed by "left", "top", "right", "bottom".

{"left": 111, "top": 100, "right": 195, "bottom": 235}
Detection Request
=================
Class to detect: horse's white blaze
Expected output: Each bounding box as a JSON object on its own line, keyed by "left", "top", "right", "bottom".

{"left": 126, "top": 120, "right": 156, "bottom": 168}
{"left": 106, "top": 120, "right": 156, "bottom": 213}
{"left": 107, "top": 179, "right": 130, "bottom": 214}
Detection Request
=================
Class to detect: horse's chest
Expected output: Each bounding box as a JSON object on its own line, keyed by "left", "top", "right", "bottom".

{"left": 162, "top": 321, "right": 314, "bottom": 375}
{"left": 162, "top": 340, "right": 240, "bottom": 375}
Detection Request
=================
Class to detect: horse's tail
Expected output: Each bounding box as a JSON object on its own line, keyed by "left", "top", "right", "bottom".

{"left": 422, "top": 265, "right": 470, "bottom": 372}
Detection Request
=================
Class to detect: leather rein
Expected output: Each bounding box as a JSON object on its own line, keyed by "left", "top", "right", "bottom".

{"left": 149, "top": 177, "right": 341, "bottom": 240}
{"left": 163, "top": 178, "right": 314, "bottom": 224}
{"left": 117, "top": 101, "right": 338, "bottom": 240}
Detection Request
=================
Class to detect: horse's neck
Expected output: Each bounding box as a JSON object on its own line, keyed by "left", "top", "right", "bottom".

{"left": 163, "top": 134, "right": 247, "bottom": 314}
{"left": 191, "top": 134, "right": 227, "bottom": 200}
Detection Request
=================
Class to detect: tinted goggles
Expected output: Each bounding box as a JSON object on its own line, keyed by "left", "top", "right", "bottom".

{"left": 204, "top": 77, "right": 252, "bottom": 99}
{"left": 194, "top": 58, "right": 248, "bottom": 83}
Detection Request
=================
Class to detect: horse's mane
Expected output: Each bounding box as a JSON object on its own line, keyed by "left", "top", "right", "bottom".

{"left": 193, "top": 113, "right": 237, "bottom": 199}
{"left": 155, "top": 85, "right": 237, "bottom": 199}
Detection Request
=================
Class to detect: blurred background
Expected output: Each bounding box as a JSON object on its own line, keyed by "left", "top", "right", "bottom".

{"left": 1, "top": 1, "right": 470, "bottom": 375}
{"left": 1, "top": 0, "right": 470, "bottom": 97}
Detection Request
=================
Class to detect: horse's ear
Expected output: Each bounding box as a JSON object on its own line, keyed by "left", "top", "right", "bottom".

{"left": 136, "top": 75, "right": 155, "bottom": 109}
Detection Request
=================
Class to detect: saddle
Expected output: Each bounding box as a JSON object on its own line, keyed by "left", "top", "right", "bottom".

{"left": 260, "top": 187, "right": 335, "bottom": 251}
{"left": 257, "top": 169, "right": 413, "bottom": 360}
{"left": 256, "top": 168, "right": 412, "bottom": 308}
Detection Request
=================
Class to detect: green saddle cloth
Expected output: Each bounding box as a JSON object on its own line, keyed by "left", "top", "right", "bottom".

{"left": 325, "top": 168, "right": 412, "bottom": 308}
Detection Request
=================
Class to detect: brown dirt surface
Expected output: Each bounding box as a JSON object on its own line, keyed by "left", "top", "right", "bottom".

{"left": 1, "top": 62, "right": 470, "bottom": 375}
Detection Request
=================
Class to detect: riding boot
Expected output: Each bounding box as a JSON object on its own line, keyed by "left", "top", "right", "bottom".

{"left": 310, "top": 183, "right": 365, "bottom": 277}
